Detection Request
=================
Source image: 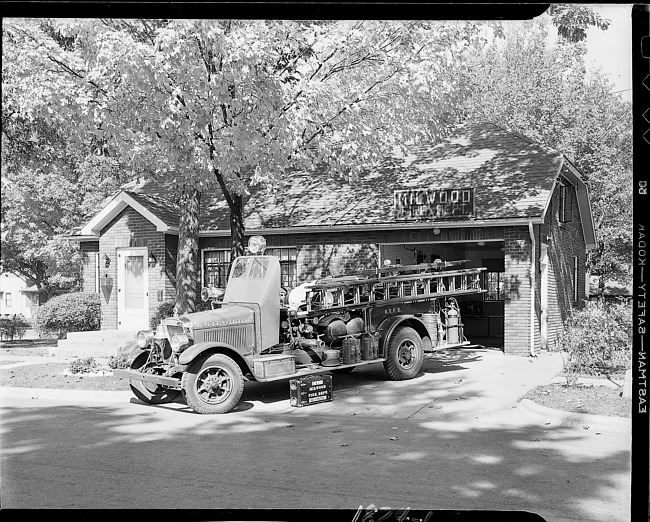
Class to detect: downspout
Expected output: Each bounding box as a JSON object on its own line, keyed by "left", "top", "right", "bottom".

{"left": 528, "top": 222, "right": 537, "bottom": 358}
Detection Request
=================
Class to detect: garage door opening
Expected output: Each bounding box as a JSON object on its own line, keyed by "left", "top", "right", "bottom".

{"left": 379, "top": 241, "right": 504, "bottom": 349}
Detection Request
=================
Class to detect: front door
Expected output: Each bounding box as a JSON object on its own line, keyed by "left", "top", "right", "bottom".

{"left": 117, "top": 248, "right": 149, "bottom": 330}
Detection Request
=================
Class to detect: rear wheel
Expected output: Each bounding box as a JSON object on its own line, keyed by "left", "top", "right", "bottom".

{"left": 129, "top": 352, "right": 181, "bottom": 404}
{"left": 181, "top": 353, "right": 244, "bottom": 414}
{"left": 383, "top": 326, "right": 424, "bottom": 380}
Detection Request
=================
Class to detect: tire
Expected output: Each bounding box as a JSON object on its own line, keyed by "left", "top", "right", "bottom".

{"left": 181, "top": 353, "right": 244, "bottom": 414}
{"left": 129, "top": 352, "right": 182, "bottom": 404}
{"left": 383, "top": 326, "right": 424, "bottom": 380}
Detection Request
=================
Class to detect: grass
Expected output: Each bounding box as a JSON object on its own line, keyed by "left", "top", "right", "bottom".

{"left": 0, "top": 362, "right": 131, "bottom": 391}
{"left": 522, "top": 379, "right": 631, "bottom": 418}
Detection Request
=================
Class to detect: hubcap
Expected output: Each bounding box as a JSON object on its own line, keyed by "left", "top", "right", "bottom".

{"left": 397, "top": 340, "right": 417, "bottom": 370}
{"left": 196, "top": 366, "right": 232, "bottom": 404}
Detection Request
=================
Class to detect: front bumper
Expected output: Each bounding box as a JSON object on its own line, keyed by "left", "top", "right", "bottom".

{"left": 112, "top": 369, "right": 182, "bottom": 390}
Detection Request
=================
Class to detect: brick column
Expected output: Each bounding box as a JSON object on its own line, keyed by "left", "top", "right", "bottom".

{"left": 503, "top": 226, "right": 533, "bottom": 355}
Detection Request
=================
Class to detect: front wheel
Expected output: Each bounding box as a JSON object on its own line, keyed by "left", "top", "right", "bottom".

{"left": 181, "top": 353, "right": 244, "bottom": 414}
{"left": 129, "top": 352, "right": 182, "bottom": 404}
{"left": 383, "top": 326, "right": 424, "bottom": 380}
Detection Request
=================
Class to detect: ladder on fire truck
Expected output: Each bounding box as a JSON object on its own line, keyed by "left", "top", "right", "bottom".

{"left": 302, "top": 260, "right": 486, "bottom": 315}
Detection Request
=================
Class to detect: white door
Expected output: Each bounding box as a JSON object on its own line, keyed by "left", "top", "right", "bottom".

{"left": 117, "top": 248, "right": 149, "bottom": 331}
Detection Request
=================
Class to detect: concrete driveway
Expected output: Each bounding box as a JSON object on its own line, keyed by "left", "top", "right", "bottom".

{"left": 0, "top": 348, "right": 631, "bottom": 520}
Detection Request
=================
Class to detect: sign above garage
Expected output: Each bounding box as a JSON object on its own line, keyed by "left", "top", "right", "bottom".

{"left": 394, "top": 188, "right": 475, "bottom": 220}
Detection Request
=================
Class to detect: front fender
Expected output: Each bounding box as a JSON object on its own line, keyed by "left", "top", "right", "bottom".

{"left": 117, "top": 341, "right": 146, "bottom": 364}
{"left": 178, "top": 341, "right": 239, "bottom": 365}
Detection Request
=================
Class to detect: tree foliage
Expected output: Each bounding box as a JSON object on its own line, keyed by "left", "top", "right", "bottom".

{"left": 3, "top": 18, "right": 484, "bottom": 313}
{"left": 463, "top": 16, "right": 631, "bottom": 285}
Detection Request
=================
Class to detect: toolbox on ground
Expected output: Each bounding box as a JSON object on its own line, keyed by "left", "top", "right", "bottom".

{"left": 289, "top": 374, "right": 333, "bottom": 407}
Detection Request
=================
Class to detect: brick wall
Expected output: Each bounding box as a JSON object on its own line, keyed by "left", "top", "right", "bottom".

{"left": 79, "top": 241, "right": 99, "bottom": 293}
{"left": 98, "top": 208, "right": 174, "bottom": 330}
{"left": 541, "top": 179, "right": 588, "bottom": 349}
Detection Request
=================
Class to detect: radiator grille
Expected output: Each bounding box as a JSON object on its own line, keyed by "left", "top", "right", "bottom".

{"left": 196, "top": 325, "right": 253, "bottom": 348}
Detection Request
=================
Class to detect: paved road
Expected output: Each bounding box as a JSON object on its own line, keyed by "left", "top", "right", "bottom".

{"left": 0, "top": 349, "right": 631, "bottom": 520}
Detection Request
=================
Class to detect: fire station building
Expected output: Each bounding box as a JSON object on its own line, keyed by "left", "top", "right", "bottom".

{"left": 70, "top": 123, "right": 596, "bottom": 356}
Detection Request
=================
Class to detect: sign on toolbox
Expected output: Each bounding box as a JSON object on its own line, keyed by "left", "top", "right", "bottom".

{"left": 289, "top": 374, "right": 333, "bottom": 407}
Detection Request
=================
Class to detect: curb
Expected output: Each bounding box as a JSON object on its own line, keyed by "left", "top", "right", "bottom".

{"left": 0, "top": 386, "right": 133, "bottom": 404}
{"left": 518, "top": 399, "right": 630, "bottom": 433}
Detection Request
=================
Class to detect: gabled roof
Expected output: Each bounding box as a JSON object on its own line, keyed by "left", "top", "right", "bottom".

{"left": 71, "top": 122, "right": 596, "bottom": 248}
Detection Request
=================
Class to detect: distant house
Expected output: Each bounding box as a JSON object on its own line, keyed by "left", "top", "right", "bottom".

{"left": 0, "top": 272, "right": 39, "bottom": 319}
{"left": 68, "top": 122, "right": 597, "bottom": 356}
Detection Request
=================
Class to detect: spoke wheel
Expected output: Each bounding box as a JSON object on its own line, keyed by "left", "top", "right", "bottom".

{"left": 182, "top": 353, "right": 244, "bottom": 414}
{"left": 129, "top": 352, "right": 181, "bottom": 404}
{"left": 383, "top": 326, "right": 424, "bottom": 380}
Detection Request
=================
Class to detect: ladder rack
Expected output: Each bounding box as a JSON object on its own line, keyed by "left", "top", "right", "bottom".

{"left": 303, "top": 263, "right": 486, "bottom": 314}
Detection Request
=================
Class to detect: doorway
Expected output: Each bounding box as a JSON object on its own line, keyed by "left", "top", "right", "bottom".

{"left": 117, "top": 248, "right": 149, "bottom": 330}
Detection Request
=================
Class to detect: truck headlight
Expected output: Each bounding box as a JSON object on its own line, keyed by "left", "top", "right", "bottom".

{"left": 136, "top": 330, "right": 154, "bottom": 348}
{"left": 170, "top": 333, "right": 190, "bottom": 352}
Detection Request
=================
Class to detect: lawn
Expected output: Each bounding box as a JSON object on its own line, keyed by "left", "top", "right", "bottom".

{"left": 0, "top": 362, "right": 131, "bottom": 391}
{"left": 522, "top": 380, "right": 631, "bottom": 418}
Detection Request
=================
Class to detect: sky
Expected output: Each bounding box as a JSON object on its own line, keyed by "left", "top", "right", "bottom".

{"left": 583, "top": 4, "right": 633, "bottom": 102}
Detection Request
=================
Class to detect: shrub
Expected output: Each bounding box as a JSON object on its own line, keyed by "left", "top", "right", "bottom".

{"left": 0, "top": 315, "right": 30, "bottom": 341}
{"left": 107, "top": 355, "right": 129, "bottom": 369}
{"left": 150, "top": 300, "right": 176, "bottom": 328}
{"left": 36, "top": 292, "right": 101, "bottom": 339}
{"left": 68, "top": 356, "right": 97, "bottom": 374}
{"left": 557, "top": 299, "right": 632, "bottom": 378}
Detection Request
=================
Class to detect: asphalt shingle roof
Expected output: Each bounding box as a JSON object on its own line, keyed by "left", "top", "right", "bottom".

{"left": 78, "top": 122, "right": 565, "bottom": 235}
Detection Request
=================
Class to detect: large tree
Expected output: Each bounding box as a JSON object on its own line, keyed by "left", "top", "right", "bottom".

{"left": 3, "top": 18, "right": 485, "bottom": 313}
{"left": 1, "top": 22, "right": 134, "bottom": 300}
{"left": 463, "top": 16, "right": 632, "bottom": 286}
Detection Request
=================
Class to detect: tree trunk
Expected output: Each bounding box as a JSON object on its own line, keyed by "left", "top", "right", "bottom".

{"left": 230, "top": 193, "right": 245, "bottom": 260}
{"left": 175, "top": 186, "right": 202, "bottom": 315}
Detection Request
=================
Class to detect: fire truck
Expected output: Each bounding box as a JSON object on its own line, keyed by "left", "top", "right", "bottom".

{"left": 113, "top": 236, "right": 486, "bottom": 414}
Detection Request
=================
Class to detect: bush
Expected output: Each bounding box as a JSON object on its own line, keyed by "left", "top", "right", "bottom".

{"left": 557, "top": 299, "right": 632, "bottom": 378}
{"left": 150, "top": 300, "right": 176, "bottom": 328}
{"left": 36, "top": 292, "right": 101, "bottom": 339}
{"left": 0, "top": 315, "right": 30, "bottom": 341}
{"left": 68, "top": 356, "right": 97, "bottom": 374}
{"left": 107, "top": 355, "right": 129, "bottom": 369}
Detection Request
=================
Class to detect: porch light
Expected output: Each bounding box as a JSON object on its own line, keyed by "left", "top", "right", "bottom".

{"left": 433, "top": 228, "right": 441, "bottom": 235}
{"left": 148, "top": 251, "right": 157, "bottom": 268}
{"left": 477, "top": 241, "right": 485, "bottom": 247}
{"left": 103, "top": 253, "right": 111, "bottom": 268}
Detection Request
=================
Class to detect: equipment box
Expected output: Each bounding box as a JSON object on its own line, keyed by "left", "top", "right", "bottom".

{"left": 254, "top": 355, "right": 296, "bottom": 379}
{"left": 290, "top": 374, "right": 333, "bottom": 407}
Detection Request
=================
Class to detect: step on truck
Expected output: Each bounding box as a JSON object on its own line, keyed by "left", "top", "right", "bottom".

{"left": 113, "top": 236, "right": 487, "bottom": 414}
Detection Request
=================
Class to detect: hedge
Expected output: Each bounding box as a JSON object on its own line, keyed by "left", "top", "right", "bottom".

{"left": 36, "top": 292, "right": 101, "bottom": 338}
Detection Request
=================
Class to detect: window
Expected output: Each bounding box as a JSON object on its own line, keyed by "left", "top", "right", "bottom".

{"left": 267, "top": 247, "right": 298, "bottom": 289}
{"left": 5, "top": 292, "right": 12, "bottom": 308}
{"left": 484, "top": 272, "right": 505, "bottom": 301}
{"left": 559, "top": 184, "right": 572, "bottom": 223}
{"left": 203, "top": 250, "right": 231, "bottom": 288}
{"left": 482, "top": 258, "right": 505, "bottom": 301}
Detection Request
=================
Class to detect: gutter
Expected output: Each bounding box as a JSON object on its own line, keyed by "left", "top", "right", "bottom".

{"left": 528, "top": 221, "right": 537, "bottom": 358}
